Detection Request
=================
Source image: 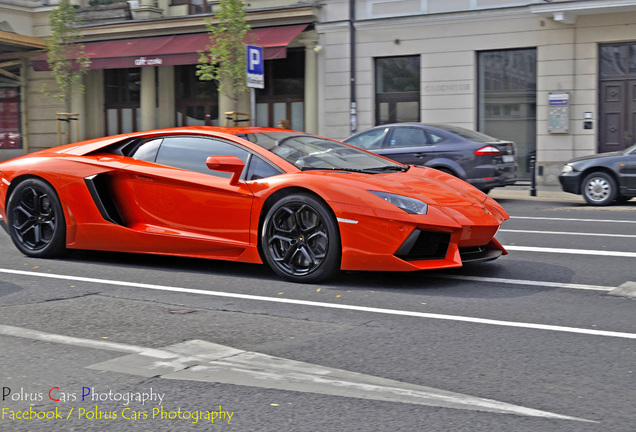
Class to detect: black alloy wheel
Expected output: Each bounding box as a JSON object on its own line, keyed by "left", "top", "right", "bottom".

{"left": 7, "top": 178, "right": 66, "bottom": 258}
{"left": 582, "top": 171, "right": 617, "bottom": 206}
{"left": 261, "top": 194, "right": 341, "bottom": 283}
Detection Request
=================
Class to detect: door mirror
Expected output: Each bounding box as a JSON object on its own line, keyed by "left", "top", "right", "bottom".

{"left": 206, "top": 155, "right": 245, "bottom": 185}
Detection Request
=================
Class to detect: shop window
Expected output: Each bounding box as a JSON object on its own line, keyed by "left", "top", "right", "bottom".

{"left": 175, "top": 65, "right": 219, "bottom": 126}
{"left": 255, "top": 49, "right": 305, "bottom": 130}
{"left": 478, "top": 48, "right": 536, "bottom": 180}
{"left": 0, "top": 87, "right": 21, "bottom": 149}
{"left": 375, "top": 56, "right": 420, "bottom": 125}
{"left": 104, "top": 68, "right": 141, "bottom": 135}
{"left": 172, "top": 0, "right": 210, "bottom": 15}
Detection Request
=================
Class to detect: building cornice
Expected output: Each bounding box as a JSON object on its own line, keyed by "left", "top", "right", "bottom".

{"left": 319, "top": 7, "right": 535, "bottom": 33}
{"left": 76, "top": 5, "right": 318, "bottom": 41}
{"left": 530, "top": 0, "right": 636, "bottom": 24}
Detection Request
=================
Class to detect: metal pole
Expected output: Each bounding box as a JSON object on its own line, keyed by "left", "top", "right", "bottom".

{"left": 529, "top": 150, "right": 537, "bottom": 197}
{"left": 349, "top": 0, "right": 357, "bottom": 132}
{"left": 250, "top": 88, "right": 255, "bottom": 126}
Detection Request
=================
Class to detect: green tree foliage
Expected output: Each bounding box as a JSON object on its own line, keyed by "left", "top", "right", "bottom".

{"left": 197, "top": 0, "right": 251, "bottom": 107}
{"left": 42, "top": 0, "right": 89, "bottom": 109}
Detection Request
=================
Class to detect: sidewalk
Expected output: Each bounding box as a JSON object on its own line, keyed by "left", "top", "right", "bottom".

{"left": 488, "top": 184, "right": 583, "bottom": 203}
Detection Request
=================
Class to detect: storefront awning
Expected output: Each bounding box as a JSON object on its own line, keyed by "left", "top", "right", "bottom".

{"left": 32, "top": 24, "right": 307, "bottom": 71}
{"left": 1, "top": 31, "right": 46, "bottom": 86}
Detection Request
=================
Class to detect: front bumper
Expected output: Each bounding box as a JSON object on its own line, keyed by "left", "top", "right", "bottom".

{"left": 336, "top": 200, "right": 508, "bottom": 272}
{"left": 395, "top": 228, "right": 505, "bottom": 264}
{"left": 558, "top": 172, "right": 583, "bottom": 195}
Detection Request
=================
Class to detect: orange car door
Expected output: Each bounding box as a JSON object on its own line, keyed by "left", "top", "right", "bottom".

{"left": 126, "top": 136, "right": 254, "bottom": 245}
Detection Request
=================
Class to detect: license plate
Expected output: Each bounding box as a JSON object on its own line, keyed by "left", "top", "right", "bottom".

{"left": 502, "top": 155, "right": 515, "bottom": 163}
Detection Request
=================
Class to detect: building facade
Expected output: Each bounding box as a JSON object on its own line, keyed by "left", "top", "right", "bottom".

{"left": 319, "top": 0, "right": 636, "bottom": 184}
{"left": 2, "top": 0, "right": 636, "bottom": 186}
{"left": 1, "top": 0, "right": 320, "bottom": 155}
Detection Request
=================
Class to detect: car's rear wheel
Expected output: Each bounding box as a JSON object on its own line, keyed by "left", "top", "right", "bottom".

{"left": 7, "top": 178, "right": 66, "bottom": 258}
{"left": 261, "top": 194, "right": 341, "bottom": 283}
{"left": 582, "top": 171, "right": 617, "bottom": 206}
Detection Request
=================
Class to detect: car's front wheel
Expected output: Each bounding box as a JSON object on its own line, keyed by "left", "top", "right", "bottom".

{"left": 7, "top": 178, "right": 66, "bottom": 258}
{"left": 261, "top": 194, "right": 341, "bottom": 283}
{"left": 581, "top": 171, "right": 617, "bottom": 206}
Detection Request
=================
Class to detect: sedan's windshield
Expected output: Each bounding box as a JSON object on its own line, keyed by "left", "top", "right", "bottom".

{"left": 240, "top": 132, "right": 408, "bottom": 172}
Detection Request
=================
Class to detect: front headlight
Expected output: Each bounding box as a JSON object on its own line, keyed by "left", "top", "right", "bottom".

{"left": 368, "top": 191, "right": 428, "bottom": 215}
{"left": 561, "top": 164, "right": 574, "bottom": 174}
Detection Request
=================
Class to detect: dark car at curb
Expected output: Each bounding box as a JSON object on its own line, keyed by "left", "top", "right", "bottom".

{"left": 344, "top": 123, "right": 518, "bottom": 193}
{"left": 558, "top": 144, "right": 636, "bottom": 206}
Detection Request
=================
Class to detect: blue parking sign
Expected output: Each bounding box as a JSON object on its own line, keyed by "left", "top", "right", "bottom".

{"left": 246, "top": 45, "right": 264, "bottom": 89}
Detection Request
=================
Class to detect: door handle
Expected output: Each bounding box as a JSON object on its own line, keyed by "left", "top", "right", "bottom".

{"left": 133, "top": 174, "right": 154, "bottom": 183}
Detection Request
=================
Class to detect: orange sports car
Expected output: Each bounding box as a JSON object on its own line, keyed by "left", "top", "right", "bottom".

{"left": 0, "top": 127, "right": 508, "bottom": 283}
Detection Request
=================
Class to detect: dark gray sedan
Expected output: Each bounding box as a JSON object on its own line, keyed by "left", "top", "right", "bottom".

{"left": 344, "top": 123, "right": 518, "bottom": 193}
{"left": 559, "top": 144, "right": 636, "bottom": 205}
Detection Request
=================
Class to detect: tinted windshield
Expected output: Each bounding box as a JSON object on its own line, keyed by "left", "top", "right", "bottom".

{"left": 240, "top": 132, "right": 406, "bottom": 171}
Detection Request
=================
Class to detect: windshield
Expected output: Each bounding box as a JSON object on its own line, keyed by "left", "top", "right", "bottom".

{"left": 626, "top": 143, "right": 636, "bottom": 154}
{"left": 239, "top": 132, "right": 407, "bottom": 172}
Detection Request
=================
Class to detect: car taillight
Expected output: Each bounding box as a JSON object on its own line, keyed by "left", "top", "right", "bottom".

{"left": 474, "top": 145, "right": 501, "bottom": 156}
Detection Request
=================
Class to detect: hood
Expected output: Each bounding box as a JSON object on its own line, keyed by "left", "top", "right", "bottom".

{"left": 360, "top": 166, "right": 487, "bottom": 207}
{"left": 302, "top": 166, "right": 488, "bottom": 207}
{"left": 568, "top": 151, "right": 624, "bottom": 164}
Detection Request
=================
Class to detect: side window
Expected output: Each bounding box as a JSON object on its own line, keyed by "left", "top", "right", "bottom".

{"left": 389, "top": 128, "right": 428, "bottom": 148}
{"left": 346, "top": 129, "right": 387, "bottom": 150}
{"left": 245, "top": 156, "right": 283, "bottom": 181}
{"left": 132, "top": 138, "right": 162, "bottom": 162}
{"left": 427, "top": 131, "right": 447, "bottom": 144}
{"left": 155, "top": 136, "right": 249, "bottom": 178}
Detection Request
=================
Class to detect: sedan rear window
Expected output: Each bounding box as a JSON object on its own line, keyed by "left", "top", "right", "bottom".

{"left": 434, "top": 125, "right": 500, "bottom": 143}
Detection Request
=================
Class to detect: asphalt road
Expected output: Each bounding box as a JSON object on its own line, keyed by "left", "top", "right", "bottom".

{"left": 0, "top": 188, "right": 635, "bottom": 431}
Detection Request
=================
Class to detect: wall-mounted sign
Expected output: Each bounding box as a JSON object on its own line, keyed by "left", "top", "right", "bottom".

{"left": 548, "top": 92, "right": 569, "bottom": 133}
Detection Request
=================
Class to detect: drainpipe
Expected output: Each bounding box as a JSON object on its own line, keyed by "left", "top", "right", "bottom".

{"left": 349, "top": 0, "right": 357, "bottom": 132}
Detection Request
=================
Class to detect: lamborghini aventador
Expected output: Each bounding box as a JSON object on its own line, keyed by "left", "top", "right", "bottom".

{"left": 0, "top": 127, "right": 509, "bottom": 283}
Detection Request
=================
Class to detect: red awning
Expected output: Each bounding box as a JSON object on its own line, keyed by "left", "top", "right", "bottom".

{"left": 32, "top": 24, "right": 307, "bottom": 71}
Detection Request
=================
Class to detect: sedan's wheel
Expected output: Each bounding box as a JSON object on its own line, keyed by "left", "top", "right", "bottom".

{"left": 7, "top": 178, "right": 66, "bottom": 258}
{"left": 582, "top": 172, "right": 617, "bottom": 206}
{"left": 261, "top": 194, "right": 341, "bottom": 283}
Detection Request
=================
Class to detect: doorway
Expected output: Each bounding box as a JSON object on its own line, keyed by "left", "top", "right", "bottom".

{"left": 599, "top": 43, "right": 636, "bottom": 153}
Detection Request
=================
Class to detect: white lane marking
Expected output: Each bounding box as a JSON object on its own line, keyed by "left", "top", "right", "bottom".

{"left": 511, "top": 216, "right": 636, "bottom": 224}
{"left": 434, "top": 274, "right": 612, "bottom": 291}
{"left": 0, "top": 326, "right": 590, "bottom": 421}
{"left": 505, "top": 246, "right": 636, "bottom": 258}
{"left": 1, "top": 268, "right": 636, "bottom": 340}
{"left": 0, "top": 324, "right": 183, "bottom": 358}
{"left": 501, "top": 229, "right": 636, "bottom": 239}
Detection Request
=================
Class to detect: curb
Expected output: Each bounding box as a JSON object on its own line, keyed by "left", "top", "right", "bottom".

{"left": 489, "top": 187, "right": 583, "bottom": 203}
